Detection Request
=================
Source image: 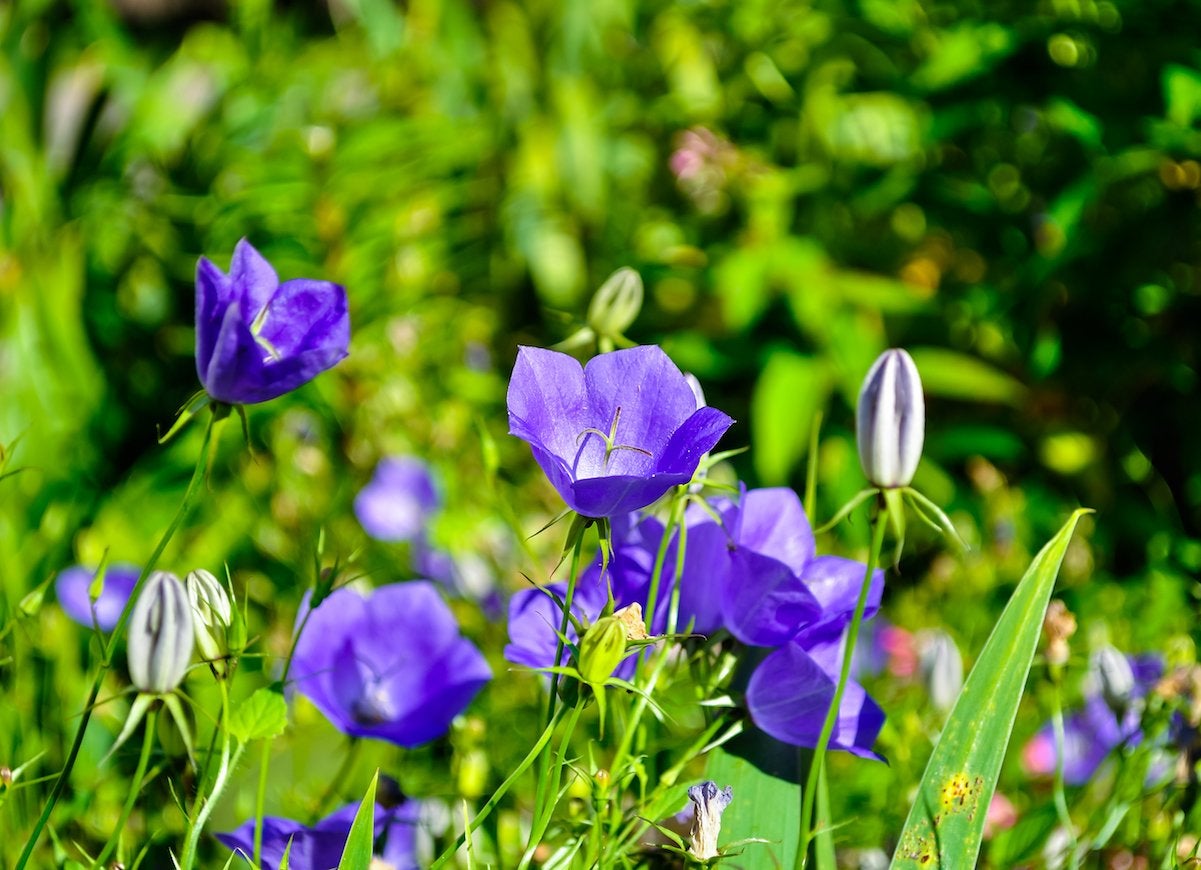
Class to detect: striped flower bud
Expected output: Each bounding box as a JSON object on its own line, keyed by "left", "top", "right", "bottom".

{"left": 856, "top": 348, "right": 925, "bottom": 489}
{"left": 127, "top": 571, "right": 194, "bottom": 694}
{"left": 186, "top": 569, "right": 232, "bottom": 663}
{"left": 586, "top": 267, "right": 643, "bottom": 341}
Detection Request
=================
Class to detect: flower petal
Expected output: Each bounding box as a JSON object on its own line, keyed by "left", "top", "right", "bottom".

{"left": 229, "top": 238, "right": 280, "bottom": 324}
{"left": 195, "top": 257, "right": 232, "bottom": 383}
{"left": 655, "top": 406, "right": 735, "bottom": 476}
{"left": 733, "top": 489, "right": 815, "bottom": 577}
{"left": 721, "top": 548, "right": 821, "bottom": 647}
{"left": 507, "top": 346, "right": 590, "bottom": 465}
{"left": 570, "top": 471, "right": 692, "bottom": 518}
{"left": 747, "top": 639, "right": 885, "bottom": 759}
{"left": 802, "top": 556, "right": 884, "bottom": 630}
{"left": 257, "top": 278, "right": 349, "bottom": 360}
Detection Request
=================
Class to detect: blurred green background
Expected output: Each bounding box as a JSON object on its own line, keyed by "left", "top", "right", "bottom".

{"left": 2, "top": 0, "right": 1201, "bottom": 864}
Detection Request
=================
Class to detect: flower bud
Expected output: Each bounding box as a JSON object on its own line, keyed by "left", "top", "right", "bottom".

{"left": 1090, "top": 645, "right": 1135, "bottom": 716}
{"left": 586, "top": 267, "right": 643, "bottom": 340}
{"left": 918, "top": 629, "right": 963, "bottom": 714}
{"left": 856, "top": 348, "right": 924, "bottom": 489}
{"left": 687, "top": 780, "right": 733, "bottom": 861}
{"left": 577, "top": 616, "right": 629, "bottom": 685}
{"left": 186, "top": 569, "right": 233, "bottom": 664}
{"left": 127, "top": 571, "right": 194, "bottom": 694}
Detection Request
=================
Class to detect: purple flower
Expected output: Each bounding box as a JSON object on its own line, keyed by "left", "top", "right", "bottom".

{"left": 196, "top": 239, "right": 349, "bottom": 405}
{"left": 506, "top": 345, "right": 733, "bottom": 517}
{"left": 1022, "top": 653, "right": 1163, "bottom": 785}
{"left": 354, "top": 457, "right": 441, "bottom": 543}
{"left": 290, "top": 582, "right": 490, "bottom": 746}
{"left": 217, "top": 800, "right": 421, "bottom": 870}
{"left": 55, "top": 564, "right": 140, "bottom": 631}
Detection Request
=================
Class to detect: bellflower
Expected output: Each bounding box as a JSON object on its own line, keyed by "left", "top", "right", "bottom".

{"left": 856, "top": 348, "right": 924, "bottom": 489}
{"left": 196, "top": 239, "right": 349, "bottom": 405}
{"left": 290, "top": 582, "right": 490, "bottom": 746}
{"left": 218, "top": 800, "right": 421, "bottom": 870}
{"left": 354, "top": 456, "right": 441, "bottom": 543}
{"left": 127, "top": 571, "right": 195, "bottom": 694}
{"left": 506, "top": 345, "right": 733, "bottom": 517}
{"left": 55, "top": 563, "right": 140, "bottom": 631}
{"left": 1022, "top": 653, "right": 1163, "bottom": 784}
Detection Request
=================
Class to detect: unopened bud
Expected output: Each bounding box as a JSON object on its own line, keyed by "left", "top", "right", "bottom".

{"left": 0, "top": 766, "right": 12, "bottom": 786}
{"left": 577, "top": 616, "right": 629, "bottom": 685}
{"left": 919, "top": 629, "right": 963, "bottom": 714}
{"left": 127, "top": 571, "right": 194, "bottom": 694}
{"left": 856, "top": 348, "right": 924, "bottom": 489}
{"left": 687, "top": 780, "right": 733, "bottom": 861}
{"left": 186, "top": 569, "right": 232, "bottom": 663}
{"left": 1090, "top": 645, "right": 1135, "bottom": 716}
{"left": 1043, "top": 599, "right": 1076, "bottom": 670}
{"left": 586, "top": 268, "right": 643, "bottom": 340}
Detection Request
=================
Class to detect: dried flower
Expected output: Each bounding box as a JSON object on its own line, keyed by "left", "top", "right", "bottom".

{"left": 687, "top": 781, "right": 733, "bottom": 861}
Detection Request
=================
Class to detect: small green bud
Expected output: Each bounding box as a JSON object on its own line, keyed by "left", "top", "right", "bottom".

{"left": 127, "top": 571, "right": 194, "bottom": 694}
{"left": 578, "top": 616, "right": 628, "bottom": 685}
{"left": 186, "top": 569, "right": 232, "bottom": 664}
{"left": 586, "top": 268, "right": 643, "bottom": 342}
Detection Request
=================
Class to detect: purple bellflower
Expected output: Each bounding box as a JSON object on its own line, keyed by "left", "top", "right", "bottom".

{"left": 290, "top": 582, "right": 490, "bottom": 746}
{"left": 1022, "top": 653, "right": 1163, "bottom": 785}
{"left": 218, "top": 800, "right": 421, "bottom": 870}
{"left": 55, "top": 563, "right": 140, "bottom": 631}
{"left": 196, "top": 239, "right": 349, "bottom": 405}
{"left": 354, "top": 456, "right": 441, "bottom": 543}
{"left": 506, "top": 345, "right": 733, "bottom": 517}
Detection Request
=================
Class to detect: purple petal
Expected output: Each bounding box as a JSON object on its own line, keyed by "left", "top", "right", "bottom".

{"left": 229, "top": 238, "right": 280, "bottom": 324}
{"left": 55, "top": 564, "right": 140, "bottom": 631}
{"left": 257, "top": 278, "right": 349, "bottom": 360}
{"left": 673, "top": 509, "right": 733, "bottom": 635}
{"left": 655, "top": 405, "right": 735, "bottom": 475}
{"left": 195, "top": 257, "right": 231, "bottom": 382}
{"left": 734, "top": 489, "right": 815, "bottom": 577}
{"left": 354, "top": 457, "right": 440, "bottom": 542}
{"left": 201, "top": 302, "right": 269, "bottom": 403}
{"left": 746, "top": 639, "right": 885, "bottom": 759}
{"left": 507, "top": 347, "right": 590, "bottom": 468}
{"left": 802, "top": 556, "right": 884, "bottom": 629}
{"left": 722, "top": 548, "right": 821, "bottom": 647}
{"left": 569, "top": 471, "right": 693, "bottom": 518}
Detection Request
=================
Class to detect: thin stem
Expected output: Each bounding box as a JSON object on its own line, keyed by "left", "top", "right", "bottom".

{"left": 253, "top": 738, "right": 272, "bottom": 866}
{"left": 530, "top": 533, "right": 586, "bottom": 835}
{"left": 520, "top": 699, "right": 585, "bottom": 870}
{"left": 429, "top": 708, "right": 563, "bottom": 870}
{"left": 796, "top": 498, "right": 888, "bottom": 869}
{"left": 180, "top": 721, "right": 245, "bottom": 870}
{"left": 17, "top": 415, "right": 216, "bottom": 870}
{"left": 1051, "top": 685, "right": 1080, "bottom": 868}
{"left": 94, "top": 706, "right": 158, "bottom": 867}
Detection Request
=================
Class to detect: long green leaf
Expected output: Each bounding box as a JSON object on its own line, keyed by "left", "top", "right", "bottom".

{"left": 890, "top": 509, "right": 1090, "bottom": 869}
{"left": 338, "top": 769, "right": 379, "bottom": 870}
{"left": 705, "top": 734, "right": 800, "bottom": 868}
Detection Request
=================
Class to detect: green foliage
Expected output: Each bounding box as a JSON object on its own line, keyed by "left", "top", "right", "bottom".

{"left": 338, "top": 769, "right": 378, "bottom": 870}
{"left": 227, "top": 687, "right": 288, "bottom": 744}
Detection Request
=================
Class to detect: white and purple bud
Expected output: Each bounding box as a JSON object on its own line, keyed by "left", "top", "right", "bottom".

{"left": 1089, "top": 645, "right": 1135, "bottom": 716}
{"left": 687, "top": 780, "right": 733, "bottom": 861}
{"left": 918, "top": 629, "right": 964, "bottom": 714}
{"left": 856, "top": 348, "right": 925, "bottom": 489}
{"left": 586, "top": 267, "right": 643, "bottom": 340}
{"left": 127, "top": 571, "right": 194, "bottom": 694}
{"left": 186, "top": 569, "right": 232, "bottom": 663}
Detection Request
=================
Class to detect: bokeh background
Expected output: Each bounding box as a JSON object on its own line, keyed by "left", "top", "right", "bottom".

{"left": 2, "top": 0, "right": 1201, "bottom": 864}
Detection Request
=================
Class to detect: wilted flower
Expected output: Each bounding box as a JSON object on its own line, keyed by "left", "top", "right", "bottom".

{"left": 195, "top": 239, "right": 349, "bottom": 405}
{"left": 55, "top": 563, "right": 139, "bottom": 631}
{"left": 354, "top": 457, "right": 440, "bottom": 543}
{"left": 856, "top": 348, "right": 924, "bottom": 489}
{"left": 506, "top": 345, "right": 734, "bottom": 517}
{"left": 186, "top": 569, "right": 232, "bottom": 663}
{"left": 291, "top": 582, "right": 490, "bottom": 746}
{"left": 687, "top": 781, "right": 733, "bottom": 861}
{"left": 918, "top": 629, "right": 964, "bottom": 714}
{"left": 127, "top": 571, "right": 194, "bottom": 694}
{"left": 218, "top": 799, "right": 421, "bottom": 870}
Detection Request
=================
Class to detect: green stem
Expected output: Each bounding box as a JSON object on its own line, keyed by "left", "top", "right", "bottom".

{"left": 429, "top": 708, "right": 563, "bottom": 870}
{"left": 180, "top": 722, "right": 245, "bottom": 870}
{"left": 253, "top": 737, "right": 273, "bottom": 866}
{"left": 1051, "top": 685, "right": 1080, "bottom": 868}
{"left": 17, "top": 415, "right": 216, "bottom": 870}
{"left": 94, "top": 707, "right": 158, "bottom": 868}
{"left": 796, "top": 498, "right": 888, "bottom": 869}
{"left": 530, "top": 533, "right": 586, "bottom": 839}
{"left": 520, "top": 699, "right": 585, "bottom": 870}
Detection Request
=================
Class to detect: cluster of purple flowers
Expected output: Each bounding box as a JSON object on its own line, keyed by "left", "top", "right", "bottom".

{"left": 505, "top": 345, "right": 886, "bottom": 757}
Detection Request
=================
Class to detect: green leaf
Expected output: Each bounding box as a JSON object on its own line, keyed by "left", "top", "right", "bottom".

{"left": 704, "top": 734, "right": 800, "bottom": 869}
{"left": 751, "top": 351, "right": 831, "bottom": 485}
{"left": 227, "top": 687, "right": 288, "bottom": 743}
{"left": 907, "top": 347, "right": 1026, "bottom": 405}
{"left": 890, "top": 509, "right": 1090, "bottom": 869}
{"left": 339, "top": 769, "right": 379, "bottom": 870}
